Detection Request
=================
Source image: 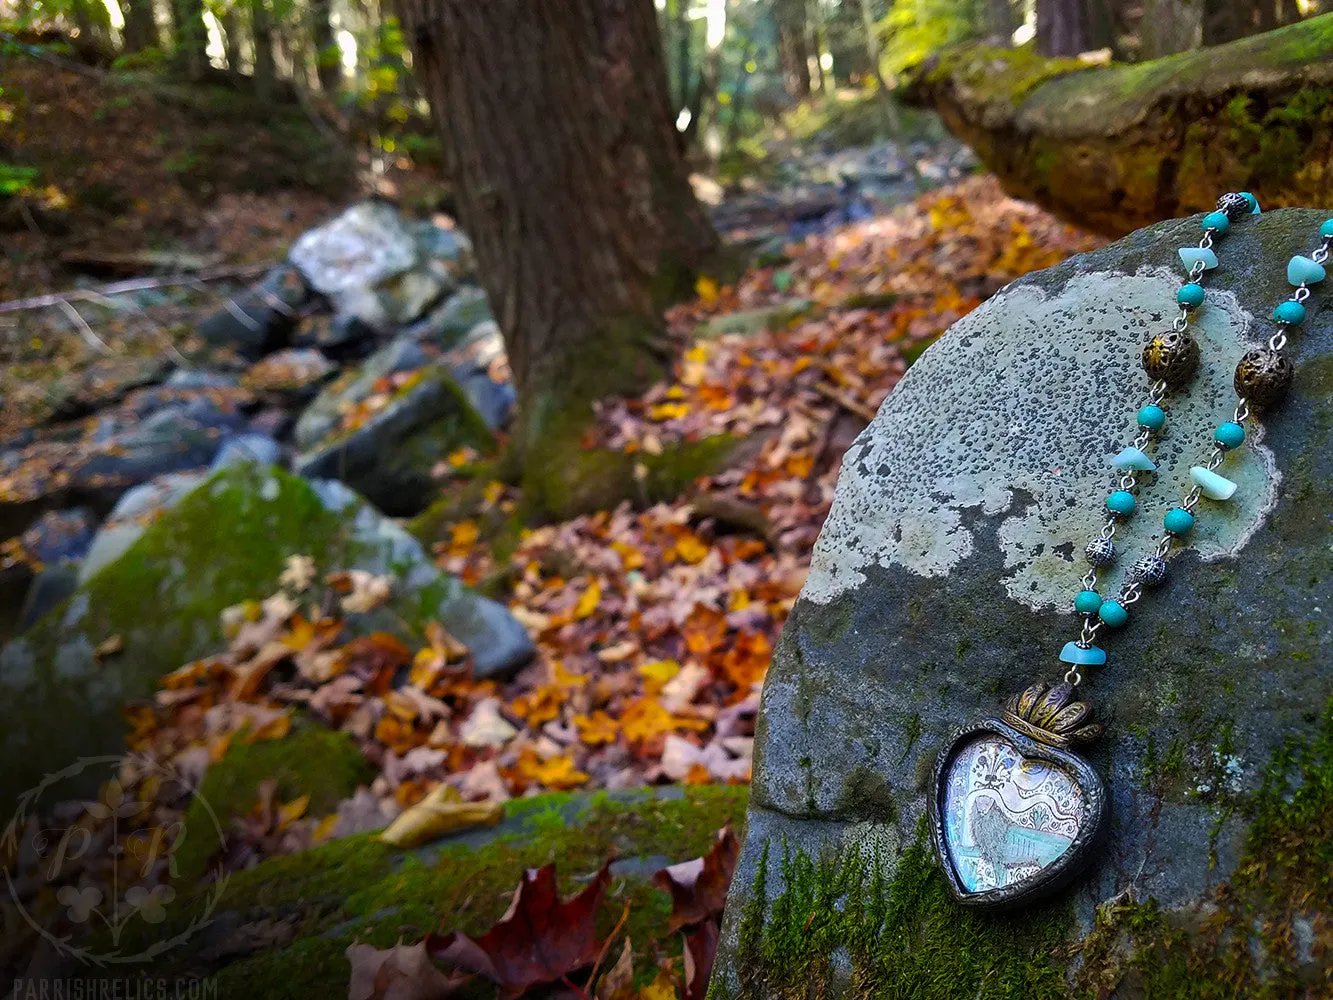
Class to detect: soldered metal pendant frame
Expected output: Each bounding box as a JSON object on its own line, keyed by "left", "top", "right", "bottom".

{"left": 928, "top": 683, "right": 1109, "bottom": 909}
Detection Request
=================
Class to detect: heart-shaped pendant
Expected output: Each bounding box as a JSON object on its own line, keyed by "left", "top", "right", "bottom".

{"left": 929, "top": 683, "right": 1108, "bottom": 908}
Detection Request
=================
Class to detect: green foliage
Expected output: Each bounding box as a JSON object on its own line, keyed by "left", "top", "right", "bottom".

{"left": 0, "top": 162, "right": 38, "bottom": 196}
{"left": 880, "top": 0, "right": 989, "bottom": 75}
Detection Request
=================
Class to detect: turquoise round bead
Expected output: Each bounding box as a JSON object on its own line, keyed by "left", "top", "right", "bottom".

{"left": 1321, "top": 219, "right": 1333, "bottom": 238}
{"left": 1215, "top": 421, "right": 1246, "bottom": 450}
{"left": 1098, "top": 600, "right": 1129, "bottom": 628}
{"left": 1137, "top": 405, "right": 1166, "bottom": 431}
{"left": 1177, "top": 283, "right": 1206, "bottom": 309}
{"left": 1202, "top": 211, "right": 1230, "bottom": 234}
{"left": 1240, "top": 192, "right": 1260, "bottom": 213}
{"left": 1106, "top": 491, "right": 1137, "bottom": 517}
{"left": 1274, "top": 299, "right": 1307, "bottom": 325}
{"left": 1075, "top": 590, "right": 1103, "bottom": 615}
{"left": 1164, "top": 507, "right": 1196, "bottom": 534}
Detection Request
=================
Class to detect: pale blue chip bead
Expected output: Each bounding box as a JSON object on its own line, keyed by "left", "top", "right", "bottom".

{"left": 1111, "top": 446, "right": 1157, "bottom": 472}
{"left": 1288, "top": 255, "right": 1327, "bottom": 286}
{"left": 1190, "top": 465, "right": 1237, "bottom": 500}
{"left": 1060, "top": 641, "right": 1107, "bottom": 666}
{"left": 1179, "top": 247, "right": 1218, "bottom": 271}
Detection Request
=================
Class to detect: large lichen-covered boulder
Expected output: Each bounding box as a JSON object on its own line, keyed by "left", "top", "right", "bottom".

{"left": 713, "top": 209, "right": 1333, "bottom": 998}
{"left": 0, "top": 462, "right": 533, "bottom": 811}
{"left": 906, "top": 15, "right": 1333, "bottom": 236}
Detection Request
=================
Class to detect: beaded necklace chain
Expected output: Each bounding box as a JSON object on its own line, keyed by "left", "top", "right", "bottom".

{"left": 928, "top": 194, "right": 1333, "bottom": 910}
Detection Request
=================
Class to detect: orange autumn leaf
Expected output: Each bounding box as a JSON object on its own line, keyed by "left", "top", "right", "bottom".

{"left": 682, "top": 604, "right": 728, "bottom": 658}
{"left": 551, "top": 661, "right": 588, "bottom": 688}
{"left": 516, "top": 749, "right": 590, "bottom": 791}
{"left": 511, "top": 685, "right": 565, "bottom": 726}
{"left": 670, "top": 532, "right": 710, "bottom": 565}
{"left": 575, "top": 580, "right": 602, "bottom": 619}
{"left": 638, "top": 659, "right": 681, "bottom": 695}
{"left": 572, "top": 711, "right": 619, "bottom": 746}
{"left": 620, "top": 697, "right": 709, "bottom": 743}
{"left": 719, "top": 630, "right": 772, "bottom": 689}
{"left": 243, "top": 712, "right": 292, "bottom": 743}
{"left": 683, "top": 763, "right": 713, "bottom": 785}
{"left": 611, "top": 540, "right": 644, "bottom": 570}
{"left": 449, "top": 520, "right": 480, "bottom": 557}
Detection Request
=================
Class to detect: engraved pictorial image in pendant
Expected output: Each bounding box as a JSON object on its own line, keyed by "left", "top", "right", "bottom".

{"left": 930, "top": 684, "right": 1108, "bottom": 908}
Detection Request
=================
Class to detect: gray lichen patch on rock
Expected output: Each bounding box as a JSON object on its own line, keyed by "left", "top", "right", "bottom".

{"left": 805, "top": 268, "right": 1278, "bottom": 612}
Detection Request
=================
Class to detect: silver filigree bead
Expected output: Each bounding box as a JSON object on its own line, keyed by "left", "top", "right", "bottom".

{"left": 1216, "top": 192, "right": 1252, "bottom": 220}
{"left": 1129, "top": 555, "right": 1168, "bottom": 587}
{"left": 1085, "top": 537, "right": 1116, "bottom": 567}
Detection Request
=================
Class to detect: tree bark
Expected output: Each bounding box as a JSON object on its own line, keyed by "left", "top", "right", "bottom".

{"left": 170, "top": 0, "right": 209, "bottom": 78}
{"left": 775, "top": 0, "right": 811, "bottom": 97}
{"left": 250, "top": 0, "right": 276, "bottom": 100}
{"left": 1140, "top": 0, "right": 1202, "bottom": 57}
{"left": 120, "top": 0, "right": 160, "bottom": 52}
{"left": 398, "top": 0, "right": 720, "bottom": 515}
{"left": 1035, "top": 0, "right": 1087, "bottom": 56}
{"left": 1202, "top": 0, "right": 1245, "bottom": 44}
{"left": 311, "top": 0, "right": 340, "bottom": 92}
{"left": 220, "top": 8, "right": 243, "bottom": 72}
{"left": 985, "top": 0, "right": 1017, "bottom": 43}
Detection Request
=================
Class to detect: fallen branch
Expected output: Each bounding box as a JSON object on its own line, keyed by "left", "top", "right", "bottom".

{"left": 0, "top": 262, "right": 274, "bottom": 315}
{"left": 812, "top": 380, "right": 877, "bottom": 423}
{"left": 54, "top": 299, "right": 111, "bottom": 354}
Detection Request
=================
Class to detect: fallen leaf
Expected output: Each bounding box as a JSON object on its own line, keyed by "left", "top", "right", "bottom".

{"left": 379, "top": 783, "right": 503, "bottom": 849}
{"left": 575, "top": 580, "right": 602, "bottom": 619}
{"left": 652, "top": 826, "right": 739, "bottom": 933}
{"left": 347, "top": 940, "right": 467, "bottom": 1000}
{"left": 681, "top": 919, "right": 719, "bottom": 1000}
{"left": 595, "top": 938, "right": 635, "bottom": 1000}
{"left": 573, "top": 711, "right": 619, "bottom": 746}
{"left": 638, "top": 969, "right": 678, "bottom": 1000}
{"left": 94, "top": 634, "right": 124, "bottom": 662}
{"left": 429, "top": 863, "right": 611, "bottom": 1000}
{"left": 329, "top": 569, "right": 394, "bottom": 614}
{"left": 620, "top": 698, "right": 708, "bottom": 743}
{"left": 515, "top": 749, "right": 589, "bottom": 791}
{"left": 459, "top": 698, "right": 517, "bottom": 748}
{"left": 279, "top": 554, "right": 317, "bottom": 593}
{"left": 638, "top": 660, "right": 680, "bottom": 694}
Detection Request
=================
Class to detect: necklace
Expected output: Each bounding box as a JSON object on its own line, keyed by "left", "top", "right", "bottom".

{"left": 928, "top": 194, "right": 1333, "bottom": 909}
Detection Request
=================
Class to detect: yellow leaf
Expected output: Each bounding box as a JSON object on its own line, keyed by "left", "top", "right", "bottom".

{"left": 684, "top": 345, "right": 709, "bottom": 363}
{"left": 311, "top": 814, "right": 339, "bottom": 844}
{"left": 482, "top": 480, "right": 505, "bottom": 504}
{"left": 379, "top": 784, "right": 503, "bottom": 848}
{"left": 575, "top": 580, "right": 602, "bottom": 619}
{"left": 611, "top": 540, "right": 645, "bottom": 570}
{"left": 695, "top": 275, "right": 719, "bottom": 303}
{"left": 517, "top": 750, "right": 590, "bottom": 791}
{"left": 573, "top": 711, "right": 620, "bottom": 746}
{"left": 638, "top": 660, "right": 681, "bottom": 694}
{"left": 275, "top": 795, "right": 310, "bottom": 833}
{"left": 638, "top": 969, "right": 678, "bottom": 1000}
{"left": 671, "top": 533, "right": 710, "bottom": 565}
{"left": 649, "top": 402, "right": 690, "bottom": 421}
{"left": 620, "top": 697, "right": 708, "bottom": 743}
{"left": 447, "top": 447, "right": 476, "bottom": 468}
{"left": 551, "top": 660, "right": 589, "bottom": 688}
{"left": 244, "top": 712, "right": 292, "bottom": 743}
{"left": 448, "top": 520, "right": 480, "bottom": 557}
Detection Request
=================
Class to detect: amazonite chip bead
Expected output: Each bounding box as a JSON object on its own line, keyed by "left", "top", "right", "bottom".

{"left": 1191, "top": 465, "right": 1238, "bottom": 501}
{"left": 1060, "top": 642, "right": 1107, "bottom": 666}
{"left": 1202, "top": 211, "right": 1230, "bottom": 234}
{"left": 1106, "top": 490, "right": 1137, "bottom": 517}
{"left": 1288, "top": 255, "right": 1327, "bottom": 286}
{"left": 1215, "top": 421, "right": 1245, "bottom": 449}
{"left": 1321, "top": 219, "right": 1333, "bottom": 238}
{"left": 1274, "top": 300, "right": 1307, "bottom": 325}
{"left": 1137, "top": 405, "right": 1166, "bottom": 430}
{"left": 1098, "top": 600, "right": 1129, "bottom": 628}
{"left": 1177, "top": 283, "right": 1205, "bottom": 309}
{"left": 1164, "top": 507, "right": 1196, "bottom": 534}
{"left": 1075, "top": 590, "right": 1103, "bottom": 614}
{"left": 1112, "top": 446, "right": 1157, "bottom": 472}
{"left": 1179, "top": 247, "right": 1219, "bottom": 271}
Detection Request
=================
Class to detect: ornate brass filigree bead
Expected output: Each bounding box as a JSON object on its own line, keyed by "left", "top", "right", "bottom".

{"left": 1234, "top": 348, "right": 1294, "bottom": 408}
{"left": 1142, "top": 331, "right": 1201, "bottom": 385}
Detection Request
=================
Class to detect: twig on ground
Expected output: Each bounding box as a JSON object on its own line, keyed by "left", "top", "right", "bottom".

{"left": 54, "top": 298, "right": 111, "bottom": 354}
{"left": 812, "top": 380, "right": 877, "bottom": 423}
{"left": 0, "top": 262, "right": 273, "bottom": 315}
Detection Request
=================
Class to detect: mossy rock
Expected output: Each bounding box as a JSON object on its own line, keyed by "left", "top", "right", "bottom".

{"left": 715, "top": 210, "right": 1333, "bottom": 997}
{"left": 107, "top": 785, "right": 748, "bottom": 997}
{"left": 698, "top": 300, "right": 814, "bottom": 340}
{"left": 908, "top": 16, "right": 1333, "bottom": 235}
{"left": 174, "top": 726, "right": 374, "bottom": 884}
{"left": 0, "top": 463, "right": 532, "bottom": 810}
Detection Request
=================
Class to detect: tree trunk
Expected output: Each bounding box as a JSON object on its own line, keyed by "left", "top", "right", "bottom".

{"left": 120, "top": 0, "right": 160, "bottom": 52}
{"left": 311, "top": 0, "right": 340, "bottom": 92}
{"left": 170, "top": 0, "right": 209, "bottom": 78}
{"left": 1140, "top": 0, "right": 1202, "bottom": 57}
{"left": 220, "top": 8, "right": 243, "bottom": 71}
{"left": 860, "top": 0, "right": 901, "bottom": 131}
{"left": 1083, "top": 0, "right": 1115, "bottom": 49}
{"left": 672, "top": 0, "right": 692, "bottom": 113}
{"left": 775, "top": 0, "right": 811, "bottom": 97}
{"left": 398, "top": 0, "right": 720, "bottom": 515}
{"left": 985, "top": 0, "right": 1017, "bottom": 43}
{"left": 807, "top": 0, "right": 826, "bottom": 94}
{"left": 250, "top": 0, "right": 276, "bottom": 100}
{"left": 1202, "top": 0, "right": 1246, "bottom": 44}
{"left": 70, "top": 0, "right": 114, "bottom": 59}
{"left": 1035, "top": 0, "right": 1087, "bottom": 55}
